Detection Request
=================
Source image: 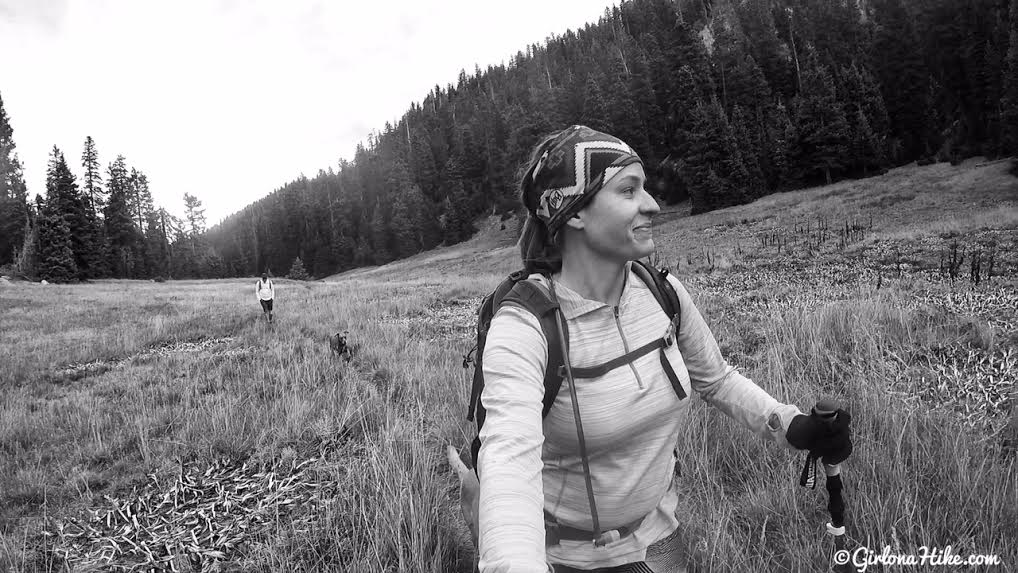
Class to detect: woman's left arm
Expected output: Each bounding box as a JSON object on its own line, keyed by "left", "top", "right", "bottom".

{"left": 668, "top": 276, "right": 802, "bottom": 448}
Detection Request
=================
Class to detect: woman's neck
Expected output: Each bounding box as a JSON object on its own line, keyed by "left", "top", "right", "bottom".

{"left": 556, "top": 249, "right": 627, "bottom": 307}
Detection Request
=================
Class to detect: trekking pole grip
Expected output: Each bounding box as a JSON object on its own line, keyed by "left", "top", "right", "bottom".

{"left": 813, "top": 398, "right": 846, "bottom": 537}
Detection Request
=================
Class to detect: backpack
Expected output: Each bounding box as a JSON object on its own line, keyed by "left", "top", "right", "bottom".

{"left": 462, "top": 259, "right": 685, "bottom": 474}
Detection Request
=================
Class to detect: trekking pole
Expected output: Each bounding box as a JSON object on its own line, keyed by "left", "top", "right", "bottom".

{"left": 799, "top": 398, "right": 851, "bottom": 573}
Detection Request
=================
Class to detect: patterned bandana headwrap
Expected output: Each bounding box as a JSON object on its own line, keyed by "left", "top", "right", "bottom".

{"left": 524, "top": 125, "right": 643, "bottom": 234}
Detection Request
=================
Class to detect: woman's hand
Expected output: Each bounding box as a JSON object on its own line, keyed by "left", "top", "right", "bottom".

{"left": 786, "top": 408, "right": 853, "bottom": 465}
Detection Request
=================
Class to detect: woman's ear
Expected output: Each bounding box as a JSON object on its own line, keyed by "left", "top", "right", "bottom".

{"left": 563, "top": 212, "right": 585, "bottom": 231}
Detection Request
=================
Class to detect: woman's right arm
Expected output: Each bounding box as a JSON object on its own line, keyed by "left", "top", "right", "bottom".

{"left": 477, "top": 304, "right": 552, "bottom": 573}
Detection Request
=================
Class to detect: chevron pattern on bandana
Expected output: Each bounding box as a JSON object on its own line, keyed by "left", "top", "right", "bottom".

{"left": 530, "top": 125, "right": 643, "bottom": 232}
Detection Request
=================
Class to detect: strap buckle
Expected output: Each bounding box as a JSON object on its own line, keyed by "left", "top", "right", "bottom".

{"left": 662, "top": 316, "right": 678, "bottom": 347}
{"left": 593, "top": 529, "right": 622, "bottom": 547}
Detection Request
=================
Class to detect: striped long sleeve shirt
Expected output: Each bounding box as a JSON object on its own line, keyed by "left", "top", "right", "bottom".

{"left": 476, "top": 262, "right": 804, "bottom": 572}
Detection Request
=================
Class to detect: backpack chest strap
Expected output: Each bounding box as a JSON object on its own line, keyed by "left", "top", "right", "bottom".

{"left": 556, "top": 315, "right": 687, "bottom": 400}
{"left": 558, "top": 337, "right": 666, "bottom": 380}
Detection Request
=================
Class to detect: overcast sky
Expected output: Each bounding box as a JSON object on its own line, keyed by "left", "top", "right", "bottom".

{"left": 0, "top": 0, "right": 620, "bottom": 225}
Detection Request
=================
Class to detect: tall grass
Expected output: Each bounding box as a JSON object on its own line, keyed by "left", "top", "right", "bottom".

{"left": 663, "top": 289, "right": 1017, "bottom": 571}
{"left": 2, "top": 272, "right": 1014, "bottom": 572}
{"left": 2, "top": 157, "right": 1016, "bottom": 571}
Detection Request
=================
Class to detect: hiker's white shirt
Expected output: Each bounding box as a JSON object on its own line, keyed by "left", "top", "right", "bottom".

{"left": 476, "top": 262, "right": 804, "bottom": 572}
{"left": 256, "top": 279, "right": 274, "bottom": 301}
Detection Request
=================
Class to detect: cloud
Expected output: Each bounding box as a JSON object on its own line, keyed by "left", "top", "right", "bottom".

{"left": 0, "top": 0, "right": 70, "bottom": 33}
{"left": 1, "top": 0, "right": 622, "bottom": 224}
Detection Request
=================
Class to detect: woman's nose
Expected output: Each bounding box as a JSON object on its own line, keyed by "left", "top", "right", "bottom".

{"left": 640, "top": 188, "right": 660, "bottom": 214}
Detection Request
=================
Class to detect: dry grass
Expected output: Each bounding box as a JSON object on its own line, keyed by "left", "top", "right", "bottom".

{"left": 2, "top": 159, "right": 1017, "bottom": 572}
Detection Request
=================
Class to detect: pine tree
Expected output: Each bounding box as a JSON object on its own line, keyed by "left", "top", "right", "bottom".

{"left": 36, "top": 196, "right": 78, "bottom": 283}
{"left": 441, "top": 180, "right": 475, "bottom": 244}
{"left": 605, "top": 51, "right": 650, "bottom": 159}
{"left": 1001, "top": 0, "right": 1018, "bottom": 155}
{"left": 840, "top": 63, "right": 889, "bottom": 175}
{"left": 45, "top": 146, "right": 102, "bottom": 279}
{"left": 764, "top": 100, "right": 795, "bottom": 190}
{"left": 287, "top": 256, "right": 309, "bottom": 280}
{"left": 183, "top": 192, "right": 206, "bottom": 263}
{"left": 370, "top": 200, "right": 391, "bottom": 264}
{"left": 129, "top": 168, "right": 154, "bottom": 231}
{"left": 390, "top": 184, "right": 425, "bottom": 258}
{"left": 681, "top": 97, "right": 751, "bottom": 213}
{"left": 735, "top": 0, "right": 796, "bottom": 100}
{"left": 850, "top": 109, "right": 884, "bottom": 177}
{"left": 15, "top": 208, "right": 39, "bottom": 278}
{"left": 730, "top": 105, "right": 766, "bottom": 198}
{"left": 728, "top": 54, "right": 772, "bottom": 115}
{"left": 353, "top": 236, "right": 372, "bottom": 267}
{"left": 872, "top": 0, "right": 933, "bottom": 161}
{"left": 667, "top": 65, "right": 707, "bottom": 159}
{"left": 580, "top": 73, "right": 612, "bottom": 134}
{"left": 628, "top": 44, "right": 667, "bottom": 158}
{"left": 789, "top": 52, "right": 850, "bottom": 185}
{"left": 982, "top": 36, "right": 1005, "bottom": 156}
{"left": 81, "top": 136, "right": 105, "bottom": 217}
{"left": 104, "top": 155, "right": 138, "bottom": 277}
{"left": 0, "top": 91, "right": 29, "bottom": 266}
{"left": 144, "top": 210, "right": 169, "bottom": 278}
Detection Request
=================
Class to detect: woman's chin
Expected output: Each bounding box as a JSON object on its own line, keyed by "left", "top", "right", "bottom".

{"left": 632, "top": 239, "right": 656, "bottom": 258}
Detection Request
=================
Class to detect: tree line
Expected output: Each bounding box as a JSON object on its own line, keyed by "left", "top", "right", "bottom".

{"left": 0, "top": 101, "right": 219, "bottom": 281}
{"left": 4, "top": 0, "right": 1018, "bottom": 281}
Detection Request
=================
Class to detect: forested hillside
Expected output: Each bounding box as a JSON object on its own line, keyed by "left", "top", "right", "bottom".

{"left": 3, "top": 0, "right": 1017, "bottom": 281}
{"left": 204, "top": 0, "right": 1018, "bottom": 278}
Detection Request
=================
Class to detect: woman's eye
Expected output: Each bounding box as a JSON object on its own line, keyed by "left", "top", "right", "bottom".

{"left": 623, "top": 187, "right": 635, "bottom": 195}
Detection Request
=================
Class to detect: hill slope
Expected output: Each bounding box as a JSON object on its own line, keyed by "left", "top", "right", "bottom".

{"left": 325, "top": 158, "right": 1018, "bottom": 283}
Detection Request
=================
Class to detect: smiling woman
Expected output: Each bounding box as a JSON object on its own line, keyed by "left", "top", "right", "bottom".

{"left": 468, "top": 125, "right": 854, "bottom": 572}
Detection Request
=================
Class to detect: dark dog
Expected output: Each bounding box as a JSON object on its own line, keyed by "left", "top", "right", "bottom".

{"left": 329, "top": 331, "right": 353, "bottom": 362}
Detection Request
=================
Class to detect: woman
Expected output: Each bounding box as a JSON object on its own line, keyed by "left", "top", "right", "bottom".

{"left": 256, "top": 273, "right": 275, "bottom": 323}
{"left": 476, "top": 125, "right": 852, "bottom": 572}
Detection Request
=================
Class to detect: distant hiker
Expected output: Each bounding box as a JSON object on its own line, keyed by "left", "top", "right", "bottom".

{"left": 256, "top": 273, "right": 274, "bottom": 323}
{"left": 466, "top": 125, "right": 853, "bottom": 572}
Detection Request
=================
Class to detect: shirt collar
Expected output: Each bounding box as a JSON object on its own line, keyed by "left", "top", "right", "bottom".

{"left": 528, "top": 261, "right": 642, "bottom": 320}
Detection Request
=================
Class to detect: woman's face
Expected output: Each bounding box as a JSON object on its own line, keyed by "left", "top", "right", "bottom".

{"left": 572, "top": 162, "right": 660, "bottom": 262}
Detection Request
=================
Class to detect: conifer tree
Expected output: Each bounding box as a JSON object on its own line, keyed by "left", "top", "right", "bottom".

{"left": 580, "top": 73, "right": 612, "bottom": 134}
{"left": 872, "top": 0, "right": 933, "bottom": 161}
{"left": 370, "top": 200, "right": 391, "bottom": 264}
{"left": 628, "top": 44, "right": 667, "bottom": 157}
{"left": 681, "top": 97, "right": 751, "bottom": 213}
{"left": 731, "top": 105, "right": 766, "bottom": 198}
{"left": 15, "top": 209, "right": 39, "bottom": 278}
{"left": 287, "top": 256, "right": 309, "bottom": 280}
{"left": 606, "top": 52, "right": 650, "bottom": 160}
{"left": 441, "top": 180, "right": 475, "bottom": 244}
{"left": 104, "top": 155, "right": 138, "bottom": 276}
{"left": 36, "top": 196, "right": 77, "bottom": 282}
{"left": 1001, "top": 0, "right": 1018, "bottom": 155}
{"left": 129, "top": 168, "right": 154, "bottom": 231}
{"left": 789, "top": 52, "right": 850, "bottom": 185}
{"left": 144, "top": 210, "right": 169, "bottom": 278}
{"left": 45, "top": 146, "right": 103, "bottom": 278}
{"left": 0, "top": 92, "right": 29, "bottom": 266}
{"left": 81, "top": 136, "right": 105, "bottom": 216}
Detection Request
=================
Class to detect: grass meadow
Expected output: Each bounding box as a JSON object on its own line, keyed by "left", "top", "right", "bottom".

{"left": 2, "top": 159, "right": 1017, "bottom": 572}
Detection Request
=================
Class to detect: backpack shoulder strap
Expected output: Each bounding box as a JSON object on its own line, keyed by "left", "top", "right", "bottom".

{"left": 630, "top": 260, "right": 681, "bottom": 325}
{"left": 466, "top": 272, "right": 564, "bottom": 422}
{"left": 630, "top": 260, "right": 687, "bottom": 400}
{"left": 468, "top": 272, "right": 566, "bottom": 475}
{"left": 501, "top": 278, "right": 566, "bottom": 419}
